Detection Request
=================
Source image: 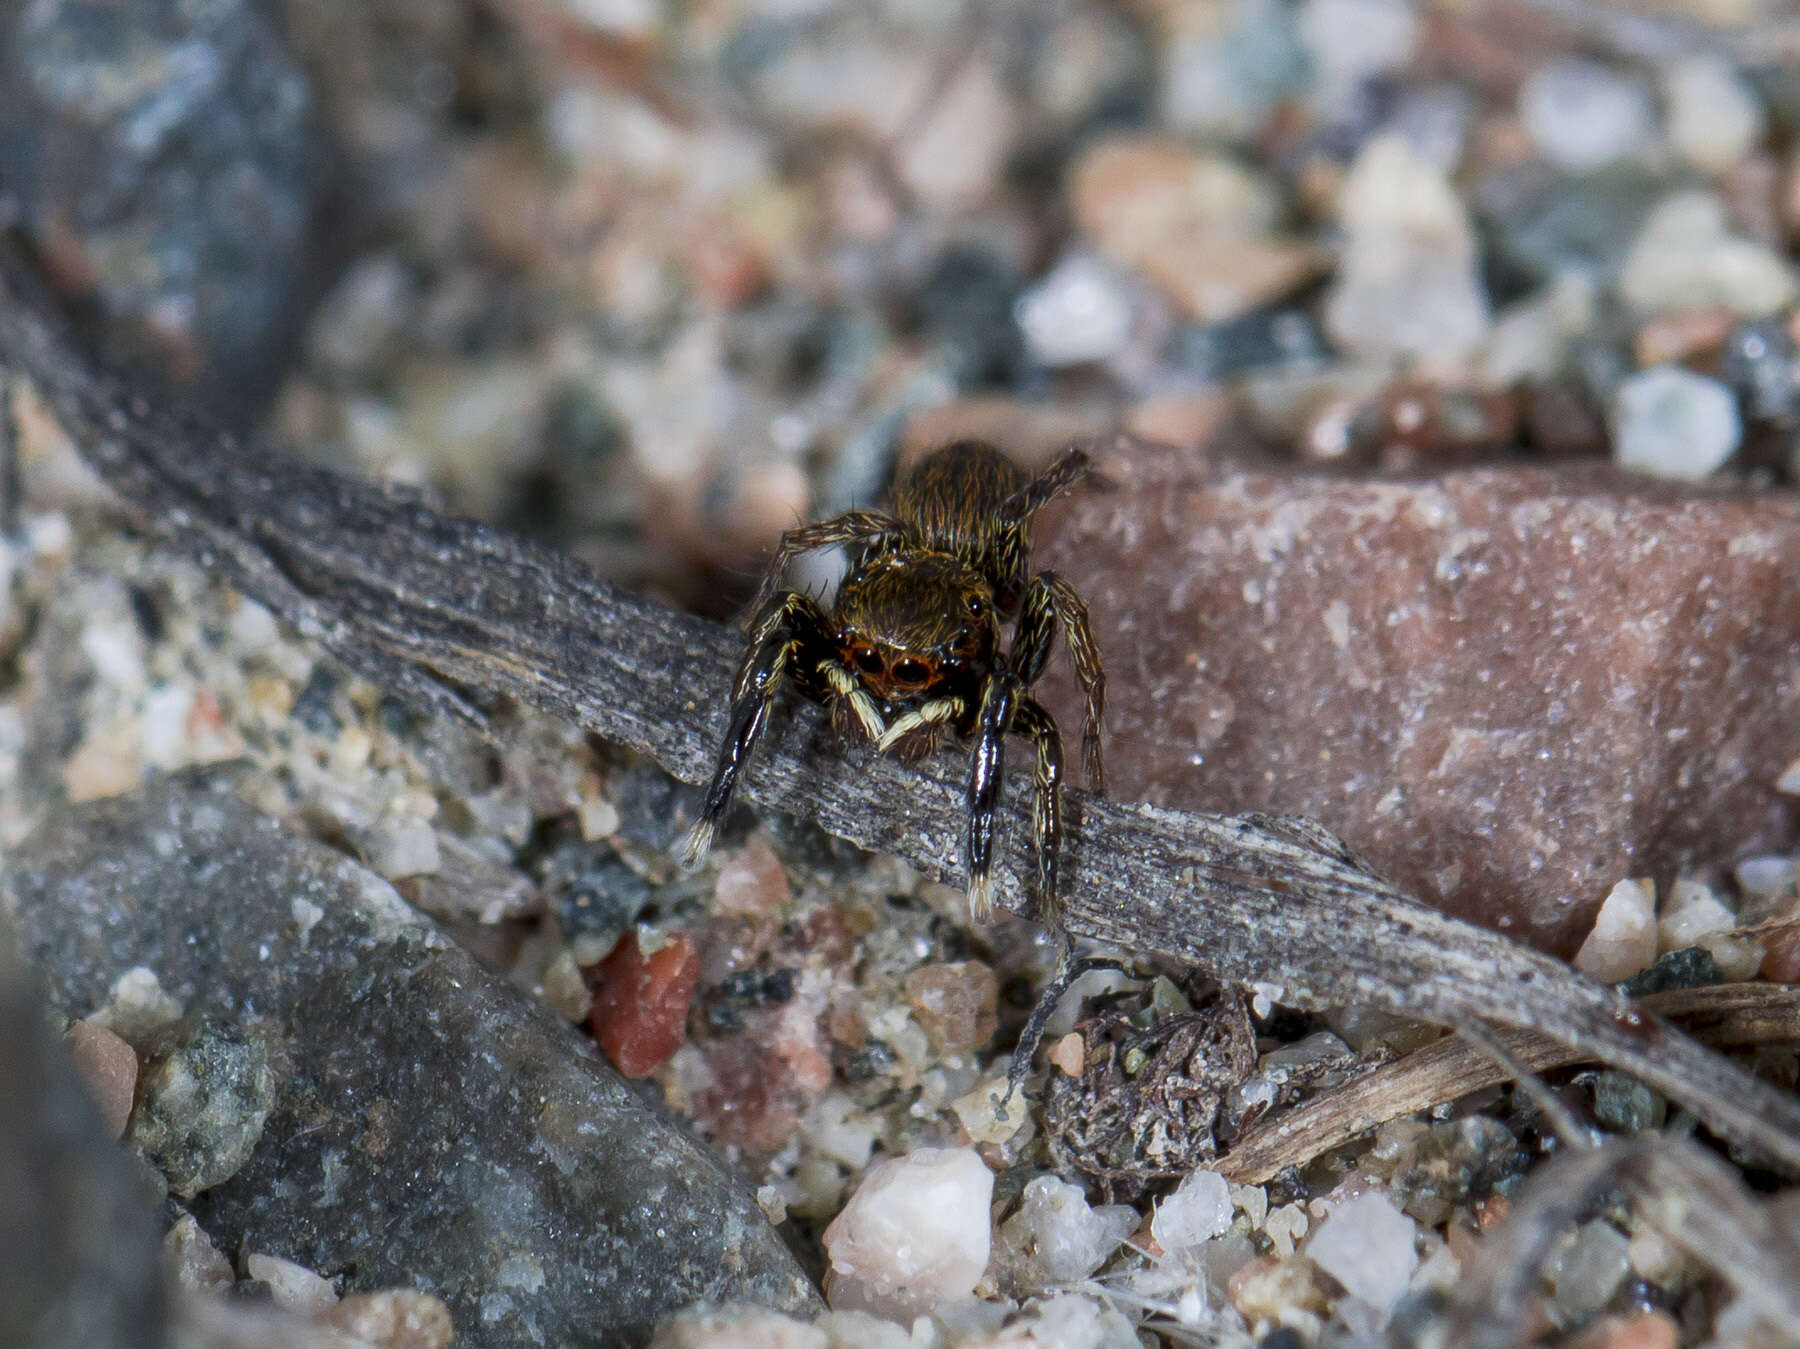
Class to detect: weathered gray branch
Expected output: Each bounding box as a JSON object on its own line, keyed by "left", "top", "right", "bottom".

{"left": 4, "top": 236, "right": 1799, "bottom": 1171}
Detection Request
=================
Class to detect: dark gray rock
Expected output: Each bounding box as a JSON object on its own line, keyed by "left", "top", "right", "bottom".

{"left": 2, "top": 778, "right": 820, "bottom": 1347}
{"left": 0, "top": 939, "right": 166, "bottom": 1349}
{"left": 0, "top": 0, "right": 332, "bottom": 414}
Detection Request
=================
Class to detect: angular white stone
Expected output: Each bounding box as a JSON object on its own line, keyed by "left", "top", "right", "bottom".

{"left": 1658, "top": 879, "right": 1736, "bottom": 953}
{"left": 1151, "top": 1167, "right": 1233, "bottom": 1251}
{"left": 246, "top": 1252, "right": 338, "bottom": 1316}
{"left": 1573, "top": 878, "right": 1658, "bottom": 983}
{"left": 994, "top": 1176, "right": 1136, "bottom": 1293}
{"left": 821, "top": 1147, "right": 992, "bottom": 1322}
{"left": 1611, "top": 365, "right": 1741, "bottom": 481}
{"left": 1307, "top": 1192, "right": 1418, "bottom": 1315}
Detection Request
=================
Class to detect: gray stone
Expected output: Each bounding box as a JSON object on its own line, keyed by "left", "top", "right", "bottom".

{"left": 1591, "top": 1070, "right": 1664, "bottom": 1135}
{"left": 2, "top": 778, "right": 819, "bottom": 1347}
{"left": 0, "top": 939, "right": 166, "bottom": 1349}
{"left": 0, "top": 0, "right": 331, "bottom": 414}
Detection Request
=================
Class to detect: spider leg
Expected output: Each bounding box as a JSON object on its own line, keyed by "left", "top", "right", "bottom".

{"left": 965, "top": 673, "right": 1019, "bottom": 925}
{"left": 1011, "top": 697, "right": 1066, "bottom": 929}
{"left": 1012, "top": 571, "right": 1107, "bottom": 794}
{"left": 680, "top": 591, "right": 834, "bottom": 868}
{"left": 998, "top": 441, "right": 1103, "bottom": 524}
{"left": 876, "top": 696, "right": 965, "bottom": 755}
{"left": 744, "top": 509, "right": 904, "bottom": 623}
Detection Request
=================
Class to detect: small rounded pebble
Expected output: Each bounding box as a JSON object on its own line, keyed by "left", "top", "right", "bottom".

{"left": 1619, "top": 192, "right": 1797, "bottom": 317}
{"left": 948, "top": 1076, "right": 1023, "bottom": 1146}
{"left": 1296, "top": 0, "right": 1418, "bottom": 105}
{"left": 1664, "top": 55, "right": 1765, "bottom": 176}
{"left": 893, "top": 60, "right": 1018, "bottom": 209}
{"left": 1657, "top": 879, "right": 1735, "bottom": 953}
{"left": 588, "top": 930, "right": 701, "bottom": 1078}
{"left": 1610, "top": 365, "right": 1741, "bottom": 480}
{"left": 821, "top": 1146, "right": 992, "bottom": 1321}
{"left": 1519, "top": 58, "right": 1653, "bottom": 173}
{"left": 904, "top": 961, "right": 999, "bottom": 1056}
{"left": 1305, "top": 1191, "right": 1418, "bottom": 1315}
{"left": 1633, "top": 305, "right": 1737, "bottom": 369}
{"left": 368, "top": 814, "right": 440, "bottom": 880}
{"left": 322, "top": 1289, "right": 454, "bottom": 1349}
{"left": 1700, "top": 933, "right": 1765, "bottom": 982}
{"left": 1150, "top": 1166, "right": 1233, "bottom": 1251}
{"left": 1592, "top": 1070, "right": 1664, "bottom": 1134}
{"left": 1015, "top": 254, "right": 1135, "bottom": 368}
{"left": 1573, "top": 878, "right": 1658, "bottom": 984}
{"left": 130, "top": 1022, "right": 277, "bottom": 1200}
{"left": 1229, "top": 1254, "right": 1331, "bottom": 1325}
{"left": 713, "top": 835, "right": 790, "bottom": 918}
{"left": 576, "top": 796, "right": 620, "bottom": 842}
{"left": 1264, "top": 1202, "right": 1308, "bottom": 1257}
{"left": 1070, "top": 136, "right": 1320, "bottom": 323}
{"left": 1323, "top": 135, "right": 1490, "bottom": 364}
{"left": 246, "top": 1251, "right": 338, "bottom": 1316}
{"left": 63, "top": 1018, "right": 138, "bottom": 1138}
{"left": 1548, "top": 1219, "right": 1632, "bottom": 1324}
{"left": 1049, "top": 1031, "right": 1086, "bottom": 1076}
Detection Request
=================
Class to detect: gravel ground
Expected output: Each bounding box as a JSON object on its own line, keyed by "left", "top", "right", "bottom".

{"left": 6, "top": 1, "right": 1800, "bottom": 1347}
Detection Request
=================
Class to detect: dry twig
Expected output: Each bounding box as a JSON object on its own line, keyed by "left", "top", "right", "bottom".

{"left": 3, "top": 234, "right": 1799, "bottom": 1171}
{"left": 1222, "top": 983, "right": 1800, "bottom": 1183}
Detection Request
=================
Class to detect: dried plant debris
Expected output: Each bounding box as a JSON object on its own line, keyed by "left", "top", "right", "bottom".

{"left": 1042, "top": 983, "right": 1257, "bottom": 1201}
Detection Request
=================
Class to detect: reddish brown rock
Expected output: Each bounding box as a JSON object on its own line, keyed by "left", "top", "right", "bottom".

{"left": 904, "top": 961, "right": 999, "bottom": 1055}
{"left": 63, "top": 1019, "right": 138, "bottom": 1138}
{"left": 1035, "top": 439, "right": 1800, "bottom": 956}
{"left": 588, "top": 931, "right": 701, "bottom": 1078}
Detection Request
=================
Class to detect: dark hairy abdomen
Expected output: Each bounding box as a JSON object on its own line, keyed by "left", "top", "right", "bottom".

{"left": 894, "top": 441, "right": 1026, "bottom": 556}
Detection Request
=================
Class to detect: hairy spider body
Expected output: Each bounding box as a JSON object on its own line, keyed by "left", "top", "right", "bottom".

{"left": 680, "top": 439, "right": 1107, "bottom": 928}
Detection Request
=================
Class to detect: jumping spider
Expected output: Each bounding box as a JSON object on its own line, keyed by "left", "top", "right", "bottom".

{"left": 679, "top": 439, "right": 1107, "bottom": 928}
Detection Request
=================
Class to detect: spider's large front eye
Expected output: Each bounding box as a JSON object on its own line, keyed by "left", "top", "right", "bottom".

{"left": 892, "top": 657, "right": 931, "bottom": 686}
{"left": 850, "top": 645, "right": 884, "bottom": 676}
{"left": 964, "top": 595, "right": 985, "bottom": 618}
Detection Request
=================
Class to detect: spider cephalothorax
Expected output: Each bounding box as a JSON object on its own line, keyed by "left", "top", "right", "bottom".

{"left": 680, "top": 440, "right": 1107, "bottom": 927}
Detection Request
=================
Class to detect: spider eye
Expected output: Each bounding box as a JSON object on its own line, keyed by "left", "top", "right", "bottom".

{"left": 892, "top": 657, "right": 931, "bottom": 685}
{"left": 965, "top": 594, "right": 985, "bottom": 617}
{"left": 850, "top": 645, "right": 884, "bottom": 676}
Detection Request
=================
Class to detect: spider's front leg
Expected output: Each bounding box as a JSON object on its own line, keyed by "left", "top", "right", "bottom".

{"left": 680, "top": 591, "right": 842, "bottom": 868}
{"left": 964, "top": 673, "right": 1018, "bottom": 925}
{"left": 963, "top": 675, "right": 1066, "bottom": 928}
{"left": 1013, "top": 571, "right": 1107, "bottom": 794}
{"left": 1010, "top": 697, "right": 1065, "bottom": 929}
{"left": 744, "top": 509, "right": 903, "bottom": 623}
